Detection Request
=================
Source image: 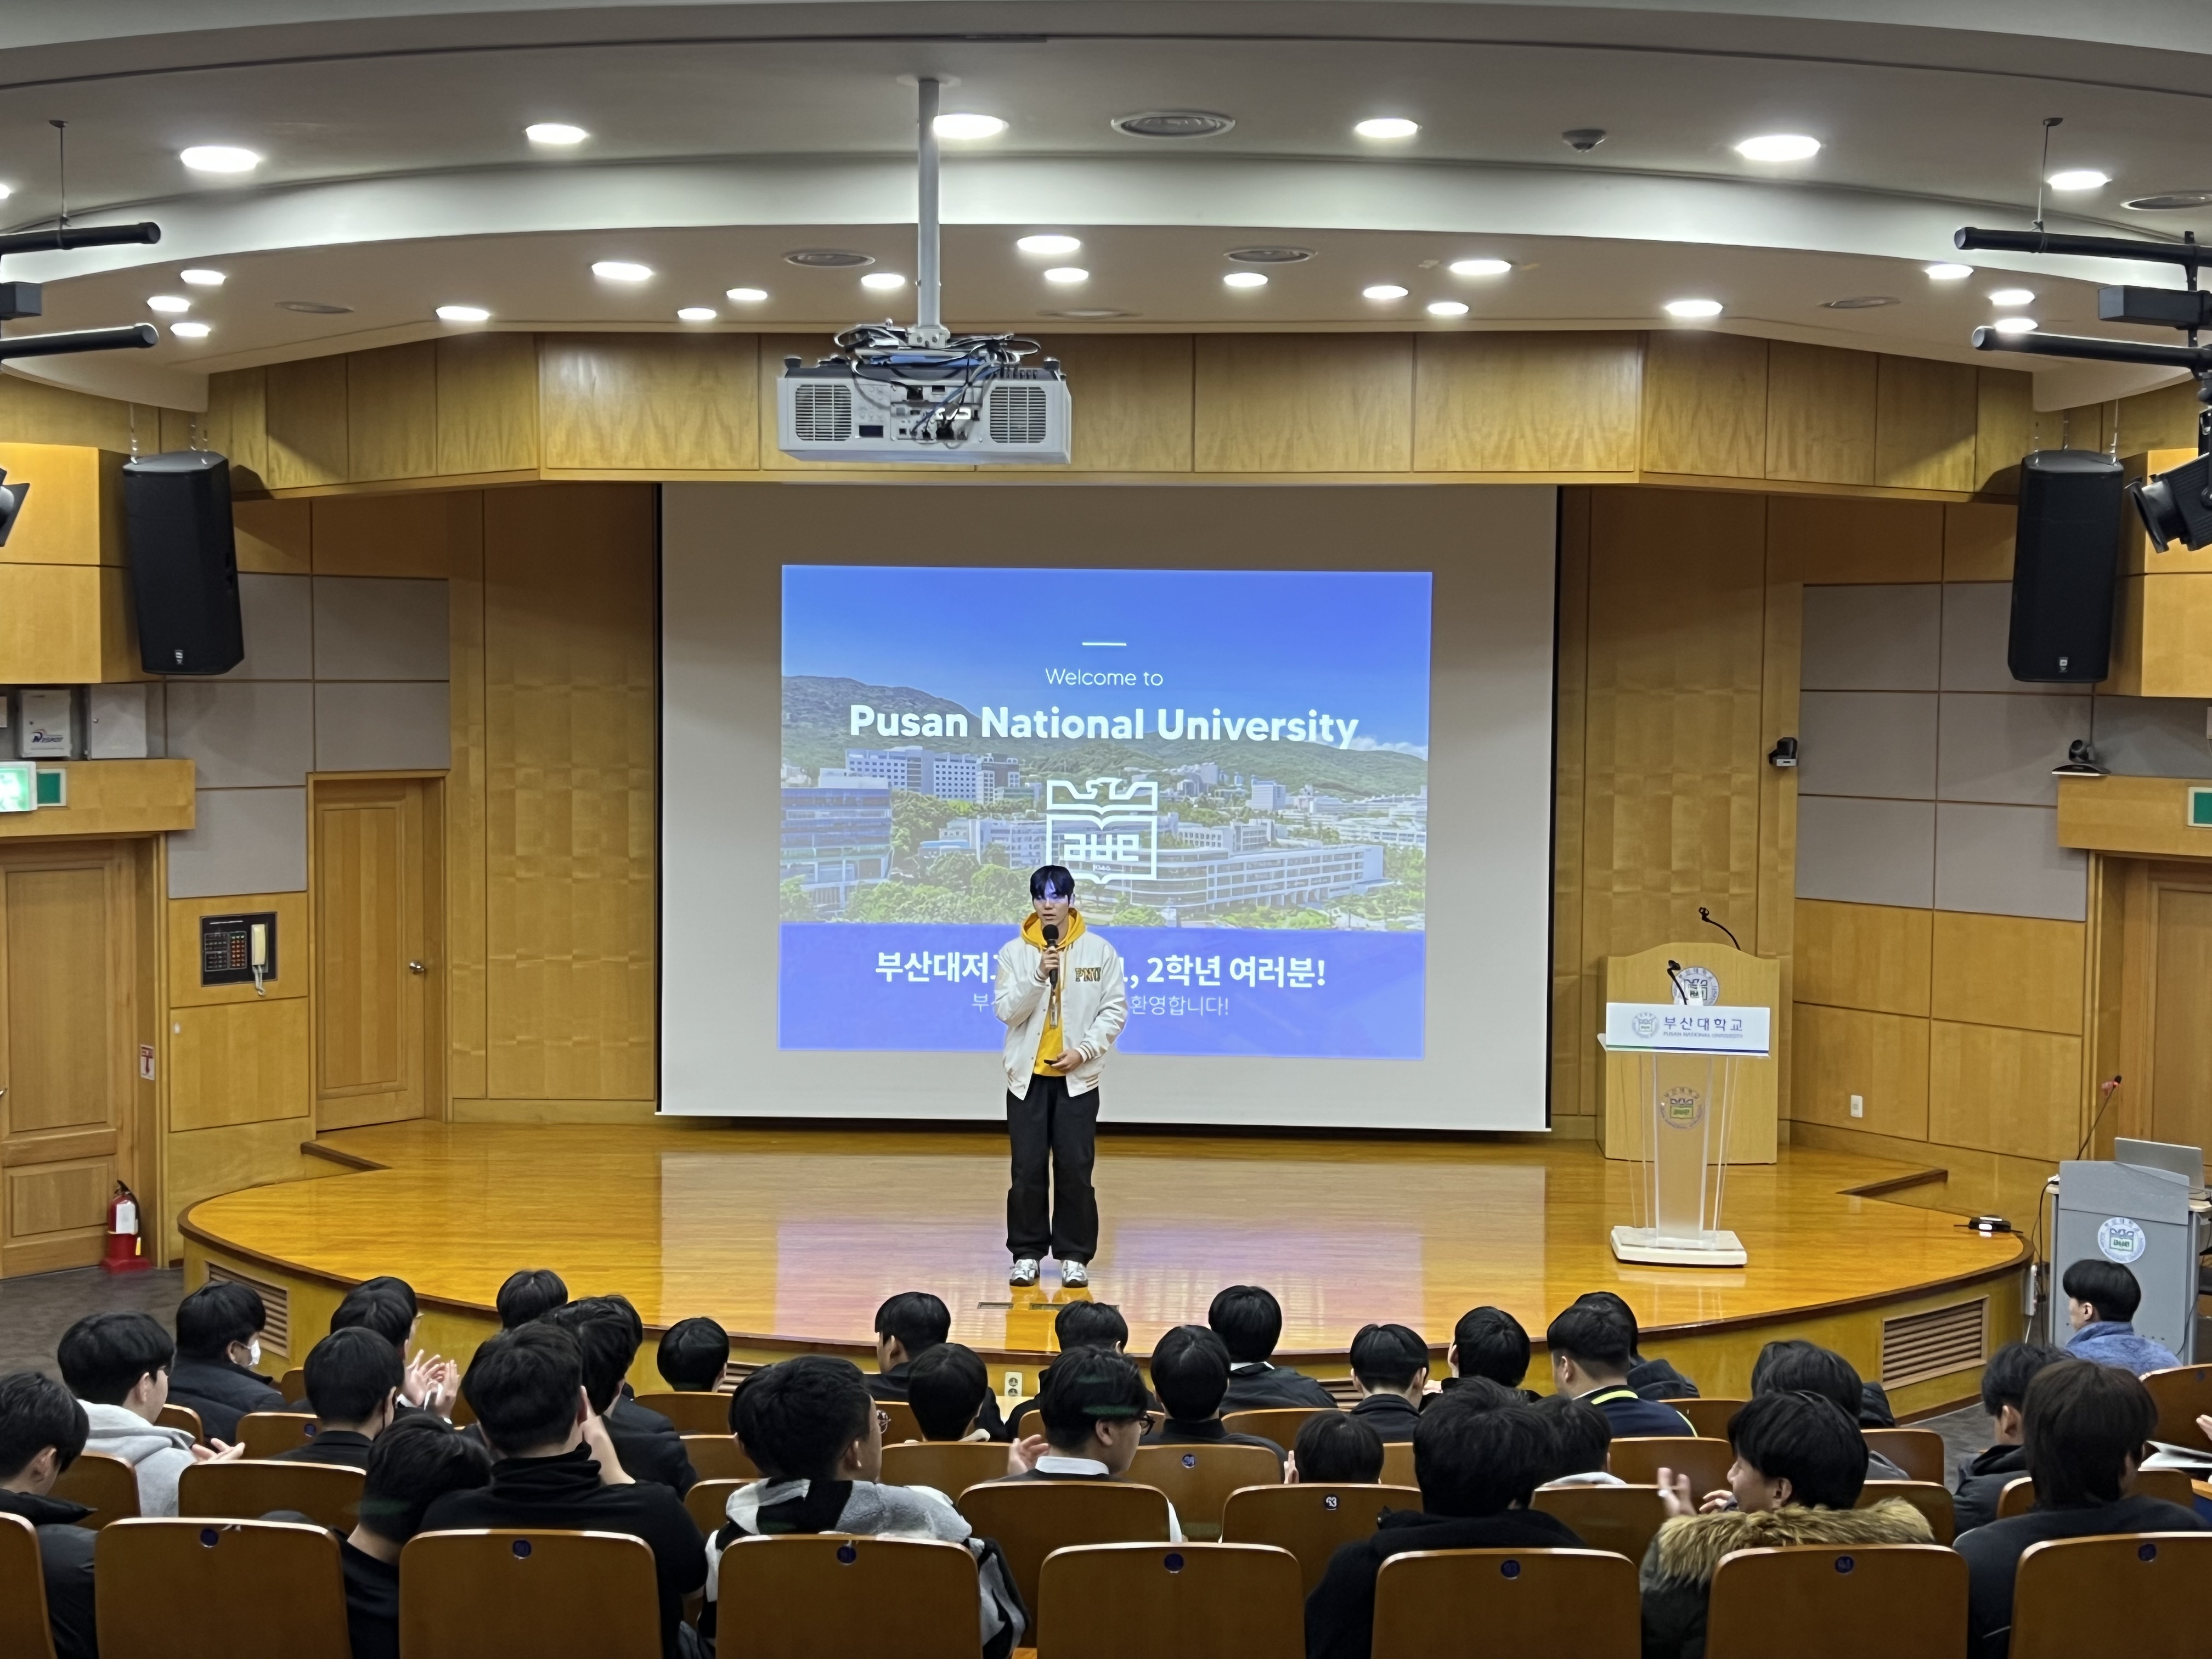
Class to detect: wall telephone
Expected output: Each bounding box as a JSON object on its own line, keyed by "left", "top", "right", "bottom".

{"left": 201, "top": 913, "right": 277, "bottom": 995}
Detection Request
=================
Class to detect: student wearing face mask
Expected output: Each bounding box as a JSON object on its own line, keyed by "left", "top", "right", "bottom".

{"left": 166, "top": 1280, "right": 285, "bottom": 1443}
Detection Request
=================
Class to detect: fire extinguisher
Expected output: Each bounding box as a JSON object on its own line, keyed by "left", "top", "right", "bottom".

{"left": 103, "top": 1181, "right": 150, "bottom": 1274}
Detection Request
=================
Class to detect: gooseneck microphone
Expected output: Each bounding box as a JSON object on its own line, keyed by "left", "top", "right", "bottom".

{"left": 1042, "top": 922, "right": 1060, "bottom": 985}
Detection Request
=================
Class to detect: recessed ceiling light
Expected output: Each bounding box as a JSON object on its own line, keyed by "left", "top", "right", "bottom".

{"left": 1735, "top": 133, "right": 1821, "bottom": 162}
{"left": 1018, "top": 235, "right": 1082, "bottom": 256}
{"left": 785, "top": 249, "right": 874, "bottom": 268}
{"left": 1043, "top": 308, "right": 1136, "bottom": 319}
{"left": 933, "top": 113, "right": 1007, "bottom": 140}
{"left": 860, "top": 272, "right": 907, "bottom": 290}
{"left": 0, "top": 185, "right": 11, "bottom": 201}
{"left": 1355, "top": 117, "right": 1419, "bottom": 140}
{"left": 1988, "top": 287, "right": 2035, "bottom": 306}
{"left": 525, "top": 123, "right": 588, "bottom": 145}
{"left": 1664, "top": 298, "right": 1724, "bottom": 318}
{"left": 592, "top": 261, "right": 653, "bottom": 281}
{"left": 1925, "top": 263, "right": 1974, "bottom": 280}
{"left": 676, "top": 307, "right": 717, "bottom": 322}
{"left": 1042, "top": 267, "right": 1088, "bottom": 285}
{"left": 1822, "top": 295, "right": 1900, "bottom": 310}
{"left": 180, "top": 145, "right": 261, "bottom": 173}
{"left": 2126, "top": 191, "right": 2212, "bottom": 211}
{"left": 1222, "top": 271, "right": 1269, "bottom": 289}
{"left": 171, "top": 321, "right": 212, "bottom": 339}
{"left": 1362, "top": 284, "right": 1409, "bottom": 300}
{"left": 725, "top": 286, "right": 769, "bottom": 303}
{"left": 145, "top": 295, "right": 191, "bottom": 314}
{"left": 1992, "top": 316, "right": 2039, "bottom": 334}
{"left": 436, "top": 304, "right": 490, "bottom": 323}
{"left": 277, "top": 300, "right": 352, "bottom": 314}
{"left": 1110, "top": 111, "right": 1235, "bottom": 139}
{"left": 1426, "top": 300, "right": 1469, "bottom": 317}
{"left": 1448, "top": 258, "right": 1512, "bottom": 278}
{"left": 2048, "top": 169, "right": 2109, "bottom": 191}
{"left": 1226, "top": 247, "right": 1313, "bottom": 264}
{"left": 179, "top": 268, "right": 225, "bottom": 286}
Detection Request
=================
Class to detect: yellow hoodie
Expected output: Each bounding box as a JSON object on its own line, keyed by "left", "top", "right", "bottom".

{"left": 1020, "top": 910, "right": 1087, "bottom": 1074}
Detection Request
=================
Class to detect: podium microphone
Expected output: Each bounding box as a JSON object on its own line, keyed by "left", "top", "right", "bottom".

{"left": 1042, "top": 922, "right": 1060, "bottom": 985}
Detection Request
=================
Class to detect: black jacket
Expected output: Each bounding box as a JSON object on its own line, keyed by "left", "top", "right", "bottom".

{"left": 1221, "top": 1361, "right": 1336, "bottom": 1413}
{"left": 1346, "top": 1393, "right": 1423, "bottom": 1443}
{"left": 277, "top": 1429, "right": 376, "bottom": 1471}
{"left": 1306, "top": 1505, "right": 1583, "bottom": 1659}
{"left": 166, "top": 1356, "right": 285, "bottom": 1443}
{"left": 1142, "top": 1415, "right": 1285, "bottom": 1469}
{"left": 0, "top": 1488, "right": 97, "bottom": 1659}
{"left": 1957, "top": 1494, "right": 2203, "bottom": 1658}
{"left": 1952, "top": 1443, "right": 2028, "bottom": 1536}
{"left": 1626, "top": 1356, "right": 1700, "bottom": 1402}
{"left": 419, "top": 1444, "right": 707, "bottom": 1659}
{"left": 1582, "top": 1386, "right": 1694, "bottom": 1438}
{"left": 871, "top": 1362, "right": 1011, "bottom": 1440}
{"left": 609, "top": 1393, "right": 697, "bottom": 1495}
{"left": 340, "top": 1538, "right": 400, "bottom": 1659}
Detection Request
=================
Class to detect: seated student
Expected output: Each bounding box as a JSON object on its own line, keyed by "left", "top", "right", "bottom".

{"left": 1532, "top": 1392, "right": 1625, "bottom": 1488}
{"left": 337, "top": 1417, "right": 492, "bottom": 1659}
{"left": 1954, "top": 1341, "right": 2070, "bottom": 1534}
{"left": 870, "top": 1291, "right": 1009, "bottom": 1439}
{"left": 546, "top": 1296, "right": 695, "bottom": 1493}
{"left": 0, "top": 1371, "right": 98, "bottom": 1659}
{"left": 1288, "top": 1411, "right": 1385, "bottom": 1485}
{"left": 495, "top": 1267, "right": 569, "bottom": 1330}
{"left": 1000, "top": 1347, "right": 1184, "bottom": 1538}
{"left": 1444, "top": 1306, "right": 1539, "bottom": 1402}
{"left": 1641, "top": 1391, "right": 1931, "bottom": 1659}
{"left": 654, "top": 1317, "right": 730, "bottom": 1394}
{"left": 1142, "top": 1325, "right": 1286, "bottom": 1467}
{"left": 421, "top": 1324, "right": 707, "bottom": 1659}
{"left": 280, "top": 1327, "right": 404, "bottom": 1470}
{"left": 1345, "top": 1323, "right": 1430, "bottom": 1444}
{"left": 1748, "top": 1341, "right": 1910, "bottom": 1481}
{"left": 1004, "top": 1301, "right": 1145, "bottom": 1438}
{"left": 2060, "top": 1259, "right": 2182, "bottom": 1376}
{"left": 1209, "top": 1284, "right": 1337, "bottom": 1411}
{"left": 1306, "top": 1395, "right": 1584, "bottom": 1659}
{"left": 706, "top": 1355, "right": 1026, "bottom": 1657}
{"left": 165, "top": 1279, "right": 285, "bottom": 1443}
{"left": 907, "top": 1341, "right": 994, "bottom": 1442}
{"left": 326, "top": 1286, "right": 457, "bottom": 1418}
{"left": 57, "top": 1311, "right": 238, "bottom": 1515}
{"left": 1545, "top": 1305, "right": 1695, "bottom": 1438}
{"left": 1571, "top": 1291, "right": 1700, "bottom": 1401}
{"left": 1957, "top": 1359, "right": 2202, "bottom": 1658}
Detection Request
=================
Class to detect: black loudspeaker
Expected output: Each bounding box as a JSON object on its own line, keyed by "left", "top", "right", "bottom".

{"left": 122, "top": 450, "right": 244, "bottom": 675}
{"left": 2008, "top": 448, "right": 2124, "bottom": 683}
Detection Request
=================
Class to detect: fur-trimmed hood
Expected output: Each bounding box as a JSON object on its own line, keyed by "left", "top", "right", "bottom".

{"left": 1647, "top": 1498, "right": 1933, "bottom": 1588}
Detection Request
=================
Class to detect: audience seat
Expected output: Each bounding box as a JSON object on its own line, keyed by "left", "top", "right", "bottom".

{"left": 1221, "top": 1407, "right": 1331, "bottom": 1446}
{"left": 94, "top": 1519, "right": 351, "bottom": 1658}
{"left": 2139, "top": 1364, "right": 2212, "bottom": 1453}
{"left": 878, "top": 1400, "right": 922, "bottom": 1444}
{"left": 1036, "top": 1541, "right": 1303, "bottom": 1659}
{"left": 1605, "top": 1436, "right": 1734, "bottom": 1498}
{"left": 1861, "top": 1428, "right": 1945, "bottom": 1485}
{"left": 717, "top": 1534, "right": 989, "bottom": 1659}
{"left": 631, "top": 1391, "right": 731, "bottom": 1435}
{"left": 401, "top": 1530, "right": 661, "bottom": 1659}
{"left": 276, "top": 1368, "right": 306, "bottom": 1402}
{"left": 1702, "top": 1543, "right": 1966, "bottom": 1659}
{"left": 880, "top": 1439, "right": 1013, "bottom": 1496}
{"left": 234, "top": 1412, "right": 317, "bottom": 1459}
{"left": 957, "top": 1479, "right": 1172, "bottom": 1643}
{"left": 2005, "top": 1530, "right": 2212, "bottom": 1659}
{"left": 1380, "top": 1441, "right": 1415, "bottom": 1488}
{"left": 157, "top": 1404, "right": 204, "bottom": 1442}
{"left": 1996, "top": 1469, "right": 2196, "bottom": 1520}
{"left": 1532, "top": 1483, "right": 1668, "bottom": 1566}
{"left": 1125, "top": 1442, "right": 1282, "bottom": 1538}
{"left": 685, "top": 1477, "right": 741, "bottom": 1536}
{"left": 1671, "top": 1398, "right": 1745, "bottom": 1438}
{"left": 1857, "top": 1480, "right": 1954, "bottom": 1544}
{"left": 1221, "top": 1483, "right": 1423, "bottom": 1594}
{"left": 0, "top": 1511, "right": 57, "bottom": 1659}
{"left": 681, "top": 1434, "right": 761, "bottom": 1481}
{"left": 49, "top": 1450, "right": 139, "bottom": 1528}
{"left": 177, "top": 1458, "right": 364, "bottom": 1532}
{"left": 1371, "top": 1548, "right": 1639, "bottom": 1659}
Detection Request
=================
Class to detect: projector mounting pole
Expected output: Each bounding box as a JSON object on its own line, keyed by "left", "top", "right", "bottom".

{"left": 914, "top": 77, "right": 946, "bottom": 347}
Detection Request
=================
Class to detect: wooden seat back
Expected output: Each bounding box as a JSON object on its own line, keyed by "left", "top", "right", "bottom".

{"left": 1997, "top": 1468, "right": 2196, "bottom": 1520}
{"left": 1037, "top": 1542, "right": 1303, "bottom": 1659}
{"left": 177, "top": 1459, "right": 364, "bottom": 1532}
{"left": 631, "top": 1391, "right": 731, "bottom": 1435}
{"left": 234, "top": 1412, "right": 317, "bottom": 1459}
{"left": 49, "top": 1451, "right": 138, "bottom": 1528}
{"left": 1221, "top": 1483, "right": 1422, "bottom": 1593}
{"left": 276, "top": 1368, "right": 306, "bottom": 1403}
{"left": 1856, "top": 1480, "right": 1954, "bottom": 1544}
{"left": 881, "top": 1440, "right": 1013, "bottom": 1496}
{"left": 1863, "top": 1428, "right": 1945, "bottom": 1485}
{"left": 1221, "top": 1407, "right": 1331, "bottom": 1447}
{"left": 1671, "top": 1398, "right": 1746, "bottom": 1439}
{"left": 686, "top": 1477, "right": 742, "bottom": 1536}
{"left": 1380, "top": 1440, "right": 1415, "bottom": 1488}
{"left": 2007, "top": 1531, "right": 2212, "bottom": 1659}
{"left": 1372, "top": 1548, "right": 1639, "bottom": 1659}
{"left": 717, "top": 1534, "right": 985, "bottom": 1659}
{"left": 1532, "top": 1483, "right": 1669, "bottom": 1565}
{"left": 157, "top": 1404, "right": 204, "bottom": 1442}
{"left": 681, "top": 1434, "right": 760, "bottom": 1481}
{"left": 1606, "top": 1436, "right": 1734, "bottom": 1498}
{"left": 1703, "top": 1543, "right": 1966, "bottom": 1659}
{"left": 2140, "top": 1364, "right": 2212, "bottom": 1452}
{"left": 0, "top": 1512, "right": 57, "bottom": 1659}
{"left": 400, "top": 1530, "right": 661, "bottom": 1659}
{"left": 1125, "top": 1443, "right": 1282, "bottom": 1537}
{"left": 94, "top": 1519, "right": 349, "bottom": 1658}
{"left": 956, "top": 1479, "right": 1171, "bottom": 1644}
{"left": 878, "top": 1400, "right": 922, "bottom": 1444}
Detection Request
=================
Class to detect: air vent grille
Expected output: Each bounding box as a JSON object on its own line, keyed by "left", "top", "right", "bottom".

{"left": 206, "top": 1261, "right": 293, "bottom": 1356}
{"left": 793, "top": 383, "right": 853, "bottom": 443}
{"left": 988, "top": 383, "right": 1048, "bottom": 445}
{"left": 1881, "top": 1297, "right": 1986, "bottom": 1389}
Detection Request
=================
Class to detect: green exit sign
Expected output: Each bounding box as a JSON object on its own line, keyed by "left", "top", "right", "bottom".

{"left": 0, "top": 762, "right": 32, "bottom": 814}
{"left": 2191, "top": 787, "right": 2212, "bottom": 828}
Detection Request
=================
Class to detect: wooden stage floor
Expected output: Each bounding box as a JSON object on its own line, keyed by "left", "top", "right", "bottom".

{"left": 183, "top": 1123, "right": 2027, "bottom": 1410}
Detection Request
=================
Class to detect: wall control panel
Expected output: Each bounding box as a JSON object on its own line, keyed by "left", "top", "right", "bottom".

{"left": 201, "top": 912, "right": 277, "bottom": 988}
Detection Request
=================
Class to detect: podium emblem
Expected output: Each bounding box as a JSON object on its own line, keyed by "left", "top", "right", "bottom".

{"left": 2097, "top": 1215, "right": 2147, "bottom": 1263}
{"left": 1661, "top": 1084, "right": 1705, "bottom": 1129}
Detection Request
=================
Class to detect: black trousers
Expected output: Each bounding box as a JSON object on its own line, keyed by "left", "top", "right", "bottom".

{"left": 1006, "top": 1072, "right": 1099, "bottom": 1262}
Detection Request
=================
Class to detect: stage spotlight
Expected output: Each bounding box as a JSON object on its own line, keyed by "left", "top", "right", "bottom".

{"left": 2129, "top": 451, "right": 2212, "bottom": 551}
{"left": 0, "top": 469, "right": 27, "bottom": 546}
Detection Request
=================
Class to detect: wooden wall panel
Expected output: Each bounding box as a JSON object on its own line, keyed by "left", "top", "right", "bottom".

{"left": 1928, "top": 1020, "right": 2082, "bottom": 1163}
{"left": 1790, "top": 1003, "right": 1930, "bottom": 1138}
{"left": 1194, "top": 335, "right": 1412, "bottom": 472}
{"left": 0, "top": 565, "right": 105, "bottom": 682}
{"left": 1973, "top": 369, "right": 2037, "bottom": 496}
{"left": 1767, "top": 495, "right": 1944, "bottom": 584}
{"left": 346, "top": 342, "right": 438, "bottom": 482}
{"left": 1766, "top": 343, "right": 1877, "bottom": 486}
{"left": 263, "top": 357, "right": 349, "bottom": 489}
{"left": 1943, "top": 502, "right": 2013, "bottom": 581}
{"left": 437, "top": 334, "right": 540, "bottom": 476}
{"left": 1929, "top": 911, "right": 2085, "bottom": 1036}
{"left": 540, "top": 334, "right": 757, "bottom": 471}
{"left": 1552, "top": 490, "right": 1593, "bottom": 1125}
{"left": 233, "top": 498, "right": 312, "bottom": 574}
{"left": 1413, "top": 332, "right": 1640, "bottom": 473}
{"left": 1037, "top": 334, "right": 1193, "bottom": 472}
{"left": 204, "top": 369, "right": 270, "bottom": 487}
{"left": 1795, "top": 899, "right": 1932, "bottom": 1017}
{"left": 1639, "top": 332, "right": 1767, "bottom": 478}
{"left": 312, "top": 488, "right": 479, "bottom": 578}
{"left": 2117, "top": 378, "right": 2199, "bottom": 454}
{"left": 0, "top": 371, "right": 132, "bottom": 452}
{"left": 1875, "top": 357, "right": 1978, "bottom": 493}
{"left": 170, "top": 999, "right": 312, "bottom": 1130}
{"left": 448, "top": 521, "right": 489, "bottom": 1103}
{"left": 0, "top": 444, "right": 118, "bottom": 566}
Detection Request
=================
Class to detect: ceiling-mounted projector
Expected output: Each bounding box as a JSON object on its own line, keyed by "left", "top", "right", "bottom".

{"left": 778, "top": 78, "right": 1071, "bottom": 466}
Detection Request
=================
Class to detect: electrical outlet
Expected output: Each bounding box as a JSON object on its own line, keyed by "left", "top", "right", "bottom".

{"left": 1849, "top": 1093, "right": 1865, "bottom": 1119}
{"left": 1005, "top": 1371, "right": 1023, "bottom": 1400}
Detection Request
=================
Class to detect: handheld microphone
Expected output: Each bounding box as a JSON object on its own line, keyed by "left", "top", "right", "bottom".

{"left": 1042, "top": 922, "right": 1060, "bottom": 985}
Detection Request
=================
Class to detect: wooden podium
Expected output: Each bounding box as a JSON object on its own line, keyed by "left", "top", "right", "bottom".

{"left": 1601, "top": 941, "right": 1779, "bottom": 1165}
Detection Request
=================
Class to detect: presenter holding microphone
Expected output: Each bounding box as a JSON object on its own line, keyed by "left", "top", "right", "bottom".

{"left": 996, "top": 865, "right": 1126, "bottom": 1289}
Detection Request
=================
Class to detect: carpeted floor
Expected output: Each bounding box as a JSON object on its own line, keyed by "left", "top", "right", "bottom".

{"left": 0, "top": 1264, "right": 183, "bottom": 1379}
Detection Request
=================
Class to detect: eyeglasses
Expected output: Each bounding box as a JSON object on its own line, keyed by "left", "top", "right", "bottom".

{"left": 876, "top": 1410, "right": 891, "bottom": 1436}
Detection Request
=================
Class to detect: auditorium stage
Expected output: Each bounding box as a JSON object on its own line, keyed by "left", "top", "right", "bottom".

{"left": 182, "top": 1124, "right": 2028, "bottom": 1415}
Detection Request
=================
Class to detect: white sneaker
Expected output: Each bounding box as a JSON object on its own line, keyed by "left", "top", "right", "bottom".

{"left": 1009, "top": 1258, "right": 1040, "bottom": 1287}
{"left": 1060, "top": 1259, "right": 1090, "bottom": 1289}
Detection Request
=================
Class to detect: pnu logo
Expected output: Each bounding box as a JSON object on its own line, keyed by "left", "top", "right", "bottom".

{"left": 1046, "top": 777, "right": 1159, "bottom": 881}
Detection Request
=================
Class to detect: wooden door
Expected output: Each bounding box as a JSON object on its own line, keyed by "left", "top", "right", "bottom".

{"left": 2151, "top": 883, "right": 2212, "bottom": 1153}
{"left": 312, "top": 777, "right": 442, "bottom": 1131}
{"left": 0, "top": 842, "right": 138, "bottom": 1274}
